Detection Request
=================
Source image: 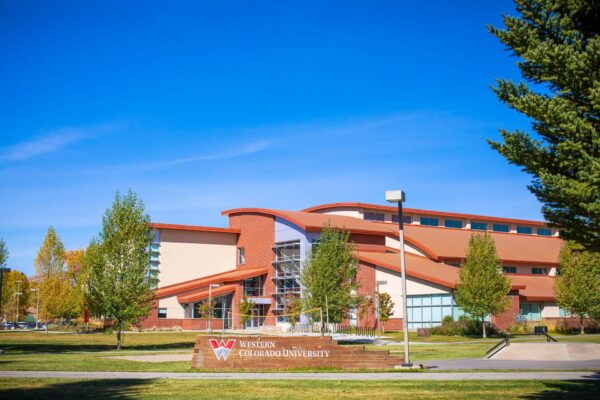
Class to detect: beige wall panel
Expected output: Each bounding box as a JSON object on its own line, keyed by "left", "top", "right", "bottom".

{"left": 158, "top": 230, "right": 236, "bottom": 288}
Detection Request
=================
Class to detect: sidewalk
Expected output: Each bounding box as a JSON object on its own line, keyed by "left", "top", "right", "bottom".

{"left": 0, "top": 370, "right": 598, "bottom": 381}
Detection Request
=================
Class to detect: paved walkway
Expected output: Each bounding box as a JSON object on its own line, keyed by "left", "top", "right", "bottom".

{"left": 423, "top": 358, "right": 600, "bottom": 370}
{"left": 0, "top": 370, "right": 598, "bottom": 381}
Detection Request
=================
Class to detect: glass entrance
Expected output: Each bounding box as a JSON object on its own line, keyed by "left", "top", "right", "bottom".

{"left": 245, "top": 305, "right": 266, "bottom": 329}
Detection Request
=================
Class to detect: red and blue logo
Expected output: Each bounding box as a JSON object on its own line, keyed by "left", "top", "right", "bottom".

{"left": 209, "top": 339, "right": 236, "bottom": 361}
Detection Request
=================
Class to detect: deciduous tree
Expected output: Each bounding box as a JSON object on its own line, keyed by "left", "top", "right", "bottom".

{"left": 1, "top": 270, "right": 30, "bottom": 322}
{"left": 454, "top": 233, "right": 511, "bottom": 338}
{"left": 378, "top": 292, "right": 395, "bottom": 332}
{"left": 555, "top": 241, "right": 600, "bottom": 334}
{"left": 86, "top": 190, "right": 156, "bottom": 349}
{"left": 301, "top": 224, "right": 360, "bottom": 330}
{"left": 488, "top": 0, "right": 600, "bottom": 251}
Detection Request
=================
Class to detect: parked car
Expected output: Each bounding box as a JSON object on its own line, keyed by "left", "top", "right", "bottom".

{"left": 2, "top": 322, "right": 14, "bottom": 330}
{"left": 16, "top": 321, "right": 27, "bottom": 329}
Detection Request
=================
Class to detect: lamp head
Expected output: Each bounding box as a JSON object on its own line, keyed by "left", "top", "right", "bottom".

{"left": 385, "top": 190, "right": 405, "bottom": 203}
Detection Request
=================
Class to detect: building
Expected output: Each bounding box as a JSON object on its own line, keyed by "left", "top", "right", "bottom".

{"left": 140, "top": 202, "right": 565, "bottom": 331}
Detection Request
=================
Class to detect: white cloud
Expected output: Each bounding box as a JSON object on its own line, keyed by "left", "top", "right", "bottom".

{"left": 0, "top": 122, "right": 124, "bottom": 162}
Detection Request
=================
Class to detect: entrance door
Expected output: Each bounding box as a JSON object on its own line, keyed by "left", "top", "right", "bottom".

{"left": 245, "top": 305, "right": 266, "bottom": 329}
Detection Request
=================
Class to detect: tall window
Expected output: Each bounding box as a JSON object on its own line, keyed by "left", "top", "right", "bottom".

{"left": 364, "top": 212, "right": 385, "bottom": 221}
{"left": 237, "top": 247, "right": 245, "bottom": 265}
{"left": 517, "top": 226, "right": 533, "bottom": 234}
{"left": 444, "top": 219, "right": 462, "bottom": 228}
{"left": 243, "top": 276, "right": 264, "bottom": 296}
{"left": 471, "top": 221, "right": 487, "bottom": 230}
{"left": 536, "top": 227, "right": 551, "bottom": 236}
{"left": 493, "top": 224, "right": 509, "bottom": 232}
{"left": 420, "top": 217, "right": 439, "bottom": 226}
{"left": 273, "top": 240, "right": 301, "bottom": 322}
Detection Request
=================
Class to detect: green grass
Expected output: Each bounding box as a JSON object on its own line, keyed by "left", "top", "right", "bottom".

{"left": 0, "top": 378, "right": 599, "bottom": 399}
{"left": 1, "top": 331, "right": 599, "bottom": 373}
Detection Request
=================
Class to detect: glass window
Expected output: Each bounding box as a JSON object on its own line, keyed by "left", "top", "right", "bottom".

{"left": 532, "top": 267, "right": 547, "bottom": 275}
{"left": 237, "top": 247, "right": 245, "bottom": 265}
{"left": 364, "top": 212, "right": 385, "bottom": 221}
{"left": 503, "top": 266, "right": 517, "bottom": 274}
{"left": 493, "top": 224, "right": 509, "bottom": 232}
{"left": 517, "top": 226, "right": 532, "bottom": 234}
{"left": 392, "top": 215, "right": 412, "bottom": 224}
{"left": 444, "top": 219, "right": 463, "bottom": 228}
{"left": 420, "top": 217, "right": 439, "bottom": 226}
{"left": 537, "top": 227, "right": 552, "bottom": 236}
{"left": 158, "top": 308, "right": 167, "bottom": 319}
{"left": 471, "top": 221, "right": 487, "bottom": 230}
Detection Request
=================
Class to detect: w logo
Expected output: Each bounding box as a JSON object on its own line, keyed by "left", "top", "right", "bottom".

{"left": 209, "top": 339, "right": 236, "bottom": 361}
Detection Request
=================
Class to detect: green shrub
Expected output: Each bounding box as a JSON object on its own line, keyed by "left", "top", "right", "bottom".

{"left": 430, "top": 316, "right": 497, "bottom": 337}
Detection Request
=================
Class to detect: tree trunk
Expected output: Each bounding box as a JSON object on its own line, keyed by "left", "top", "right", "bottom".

{"left": 117, "top": 328, "right": 123, "bottom": 350}
{"left": 482, "top": 319, "right": 487, "bottom": 338}
{"left": 580, "top": 316, "right": 585, "bottom": 335}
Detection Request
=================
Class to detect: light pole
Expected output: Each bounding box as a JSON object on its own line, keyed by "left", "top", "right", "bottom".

{"left": 31, "top": 288, "right": 40, "bottom": 328}
{"left": 207, "top": 284, "right": 219, "bottom": 333}
{"left": 386, "top": 190, "right": 411, "bottom": 366}
{"left": 376, "top": 280, "right": 387, "bottom": 338}
{"left": 14, "top": 280, "right": 22, "bottom": 325}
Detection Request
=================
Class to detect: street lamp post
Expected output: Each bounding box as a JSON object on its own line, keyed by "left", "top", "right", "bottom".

{"left": 15, "top": 280, "right": 22, "bottom": 326}
{"left": 376, "top": 280, "right": 388, "bottom": 338}
{"left": 31, "top": 288, "right": 40, "bottom": 328}
{"left": 386, "top": 190, "right": 412, "bottom": 366}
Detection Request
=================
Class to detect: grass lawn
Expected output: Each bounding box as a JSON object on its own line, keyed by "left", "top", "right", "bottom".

{"left": 0, "top": 378, "right": 599, "bottom": 399}
{"left": 1, "top": 331, "right": 599, "bottom": 372}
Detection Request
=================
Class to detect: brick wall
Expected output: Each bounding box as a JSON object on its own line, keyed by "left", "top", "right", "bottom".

{"left": 492, "top": 291, "right": 520, "bottom": 330}
{"left": 350, "top": 233, "right": 386, "bottom": 253}
{"left": 357, "top": 260, "right": 376, "bottom": 327}
{"left": 228, "top": 212, "right": 276, "bottom": 326}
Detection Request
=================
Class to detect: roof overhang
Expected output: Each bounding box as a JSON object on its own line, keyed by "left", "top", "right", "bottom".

{"left": 177, "top": 284, "right": 237, "bottom": 304}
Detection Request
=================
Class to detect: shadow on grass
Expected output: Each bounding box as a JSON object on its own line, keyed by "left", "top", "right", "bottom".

{"left": 0, "top": 379, "right": 151, "bottom": 399}
{"left": 524, "top": 373, "right": 600, "bottom": 400}
{"left": 2, "top": 342, "right": 195, "bottom": 354}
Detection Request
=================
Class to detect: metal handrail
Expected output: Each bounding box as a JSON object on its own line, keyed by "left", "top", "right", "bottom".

{"left": 486, "top": 332, "right": 558, "bottom": 358}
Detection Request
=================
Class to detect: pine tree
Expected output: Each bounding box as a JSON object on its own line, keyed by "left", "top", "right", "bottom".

{"left": 488, "top": 0, "right": 600, "bottom": 251}
{"left": 454, "top": 233, "right": 512, "bottom": 338}
{"left": 301, "top": 224, "right": 360, "bottom": 330}
{"left": 86, "top": 190, "right": 156, "bottom": 349}
{"left": 555, "top": 241, "right": 600, "bottom": 334}
{"left": 0, "top": 238, "right": 7, "bottom": 270}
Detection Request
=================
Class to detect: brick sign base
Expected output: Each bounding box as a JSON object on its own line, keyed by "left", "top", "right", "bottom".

{"left": 192, "top": 335, "right": 403, "bottom": 370}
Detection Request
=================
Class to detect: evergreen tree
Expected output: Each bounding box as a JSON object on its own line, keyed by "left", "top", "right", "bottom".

{"left": 0, "top": 238, "right": 7, "bottom": 270}
{"left": 555, "top": 241, "right": 600, "bottom": 334}
{"left": 454, "top": 233, "right": 512, "bottom": 338}
{"left": 87, "top": 190, "right": 156, "bottom": 349}
{"left": 488, "top": 0, "right": 600, "bottom": 251}
{"left": 301, "top": 224, "right": 360, "bottom": 330}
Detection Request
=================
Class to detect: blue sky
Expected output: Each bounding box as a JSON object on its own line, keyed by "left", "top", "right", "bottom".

{"left": 1, "top": 1, "right": 539, "bottom": 275}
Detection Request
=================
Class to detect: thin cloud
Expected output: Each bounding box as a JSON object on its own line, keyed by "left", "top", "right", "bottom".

{"left": 0, "top": 122, "right": 124, "bottom": 162}
{"left": 89, "top": 139, "right": 274, "bottom": 175}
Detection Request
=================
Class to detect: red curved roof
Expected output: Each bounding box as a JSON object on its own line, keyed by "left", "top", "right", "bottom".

{"left": 150, "top": 222, "right": 240, "bottom": 234}
{"left": 156, "top": 266, "right": 268, "bottom": 299}
{"left": 302, "top": 202, "right": 548, "bottom": 226}
{"left": 357, "top": 251, "right": 556, "bottom": 301}
{"left": 222, "top": 208, "right": 396, "bottom": 236}
{"left": 177, "top": 284, "right": 237, "bottom": 304}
